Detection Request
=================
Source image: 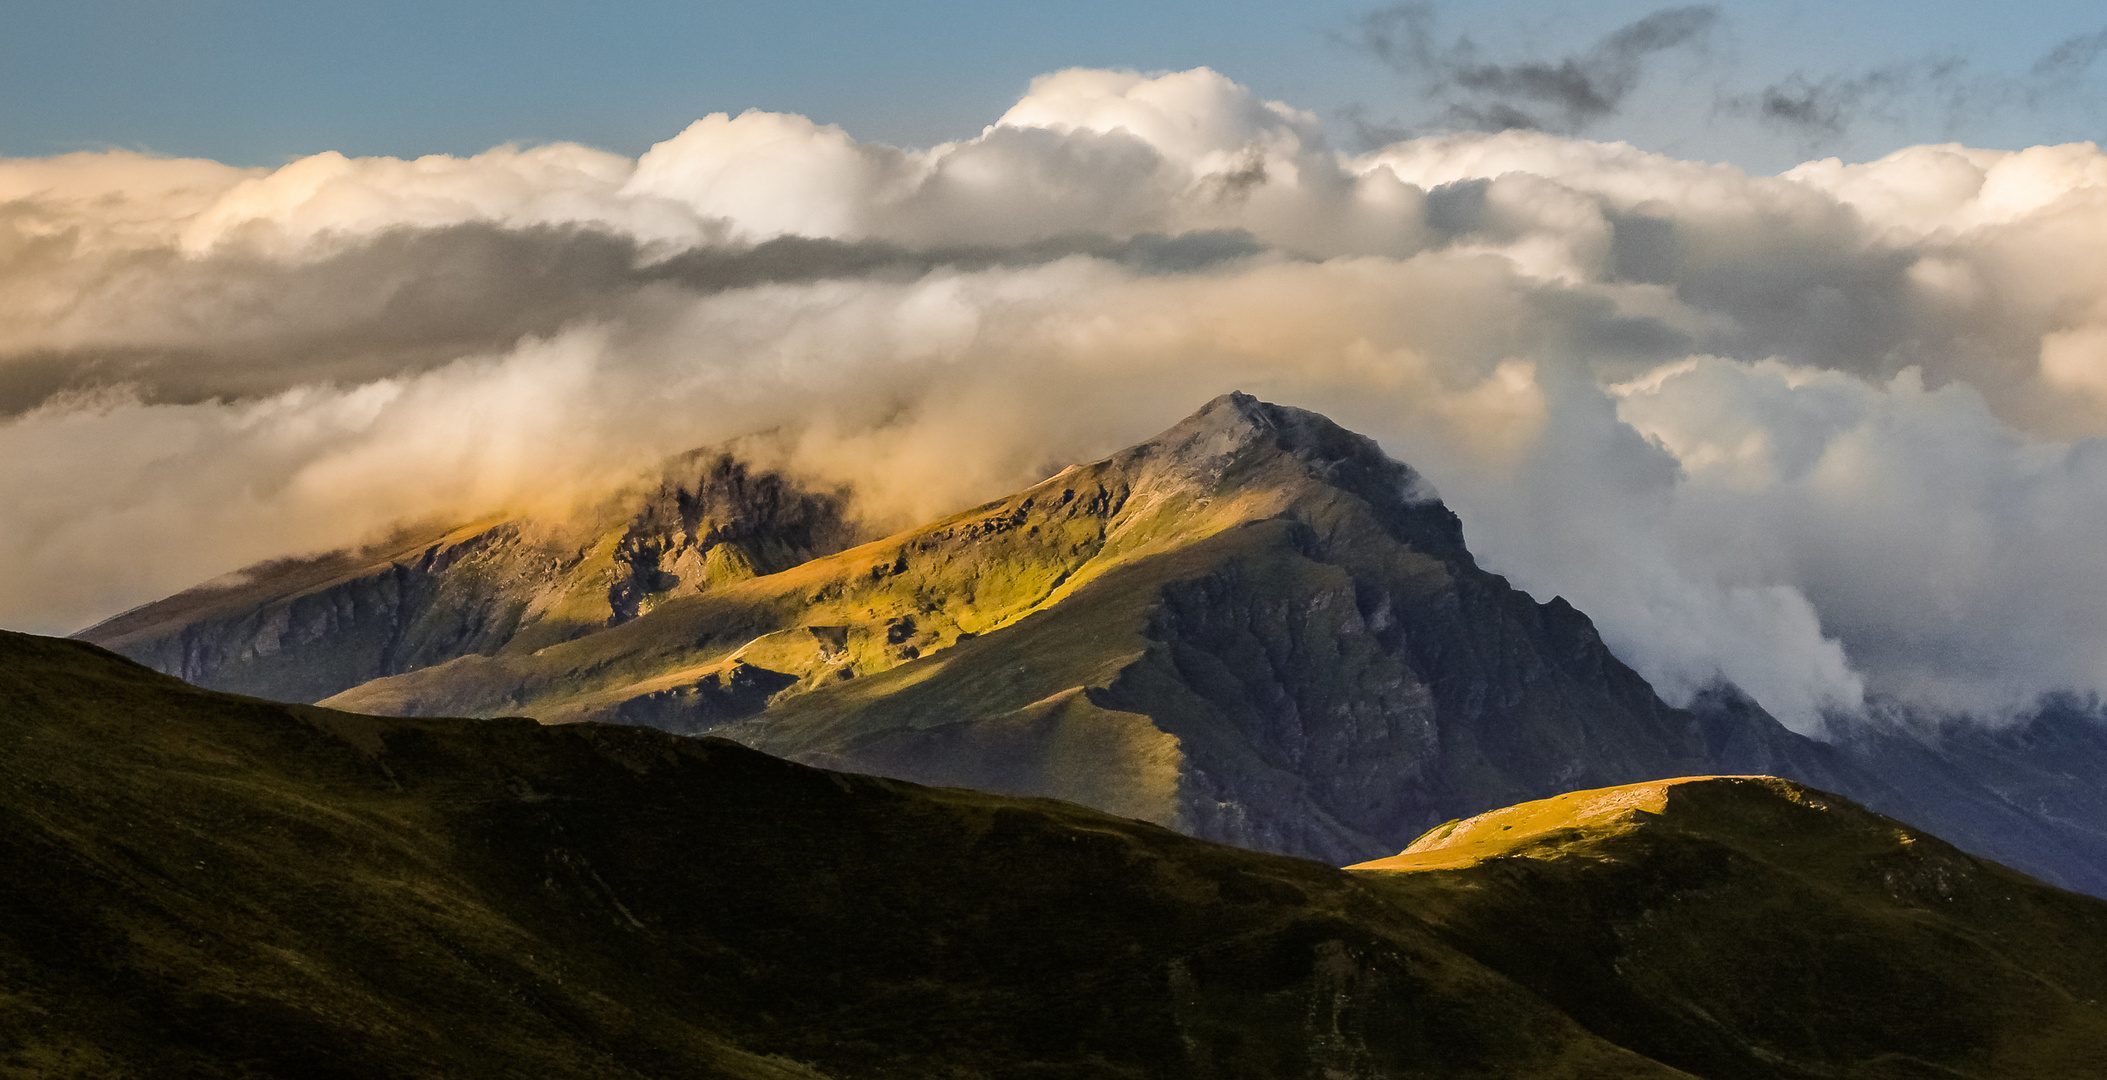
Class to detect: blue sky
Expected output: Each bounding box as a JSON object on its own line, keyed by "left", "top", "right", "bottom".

{"left": 7, "top": 1, "right": 2105, "bottom": 171}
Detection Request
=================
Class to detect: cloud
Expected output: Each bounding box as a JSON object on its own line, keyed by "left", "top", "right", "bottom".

{"left": 10, "top": 68, "right": 2107, "bottom": 732}
{"left": 1719, "top": 58, "right": 1973, "bottom": 151}
{"left": 1340, "top": 8, "right": 2107, "bottom": 166}
{"left": 2032, "top": 26, "right": 2107, "bottom": 80}
{"left": 1710, "top": 28, "right": 2107, "bottom": 152}
{"left": 0, "top": 218, "right": 1265, "bottom": 417}
{"left": 1609, "top": 357, "right": 2107, "bottom": 719}
{"left": 1347, "top": 4, "right": 1717, "bottom": 133}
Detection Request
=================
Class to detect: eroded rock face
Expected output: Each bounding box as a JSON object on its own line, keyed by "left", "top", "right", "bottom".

{"left": 78, "top": 452, "right": 862, "bottom": 704}
{"left": 607, "top": 451, "right": 862, "bottom": 625}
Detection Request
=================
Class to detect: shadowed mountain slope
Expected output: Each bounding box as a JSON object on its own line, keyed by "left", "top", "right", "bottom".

{"left": 1819, "top": 697, "right": 2107, "bottom": 901}
{"left": 6, "top": 632, "right": 2107, "bottom": 1079}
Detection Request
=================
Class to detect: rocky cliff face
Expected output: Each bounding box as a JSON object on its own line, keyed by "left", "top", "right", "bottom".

{"left": 606, "top": 450, "right": 863, "bottom": 624}
{"left": 78, "top": 452, "right": 862, "bottom": 704}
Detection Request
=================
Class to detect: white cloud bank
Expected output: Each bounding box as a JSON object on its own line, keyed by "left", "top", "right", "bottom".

{"left": 8, "top": 67, "right": 2107, "bottom": 730}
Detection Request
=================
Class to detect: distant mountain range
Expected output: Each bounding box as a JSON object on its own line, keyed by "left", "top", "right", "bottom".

{"left": 7, "top": 629, "right": 2107, "bottom": 1078}
{"left": 80, "top": 394, "right": 2107, "bottom": 896}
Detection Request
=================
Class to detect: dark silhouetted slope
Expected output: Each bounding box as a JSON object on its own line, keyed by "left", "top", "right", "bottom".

{"left": 8, "top": 632, "right": 2107, "bottom": 1078}
{"left": 0, "top": 629, "right": 1689, "bottom": 1079}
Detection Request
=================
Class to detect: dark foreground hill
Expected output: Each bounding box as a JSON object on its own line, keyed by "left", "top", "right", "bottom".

{"left": 7, "top": 631, "right": 2107, "bottom": 1079}
{"left": 78, "top": 394, "right": 2107, "bottom": 897}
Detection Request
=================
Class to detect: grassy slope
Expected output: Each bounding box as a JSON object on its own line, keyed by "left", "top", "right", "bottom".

{"left": 727, "top": 519, "right": 1400, "bottom": 852}
{"left": 1351, "top": 776, "right": 2107, "bottom": 1080}
{"left": 2, "top": 630, "right": 1690, "bottom": 1080}
{"left": 314, "top": 399, "right": 1444, "bottom": 855}
{"left": 317, "top": 406, "right": 1307, "bottom": 724}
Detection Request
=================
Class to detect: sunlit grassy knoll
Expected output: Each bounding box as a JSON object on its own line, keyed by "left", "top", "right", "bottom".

{"left": 1348, "top": 776, "right": 1766, "bottom": 871}
{"left": 1351, "top": 775, "right": 2107, "bottom": 1080}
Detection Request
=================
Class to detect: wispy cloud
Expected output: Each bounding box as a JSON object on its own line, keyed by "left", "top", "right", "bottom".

{"left": 1345, "top": 4, "right": 1718, "bottom": 133}
{"left": 1342, "top": 7, "right": 2107, "bottom": 158}
{"left": 2032, "top": 26, "right": 2107, "bottom": 79}
{"left": 1721, "top": 28, "right": 2107, "bottom": 152}
{"left": 1719, "top": 57, "right": 1970, "bottom": 148}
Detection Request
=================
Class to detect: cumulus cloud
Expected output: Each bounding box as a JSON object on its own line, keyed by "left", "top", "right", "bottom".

{"left": 1609, "top": 358, "right": 2107, "bottom": 718}
{"left": 10, "top": 66, "right": 2107, "bottom": 731}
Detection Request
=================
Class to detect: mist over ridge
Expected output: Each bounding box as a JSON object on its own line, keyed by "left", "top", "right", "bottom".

{"left": 10, "top": 66, "right": 2107, "bottom": 729}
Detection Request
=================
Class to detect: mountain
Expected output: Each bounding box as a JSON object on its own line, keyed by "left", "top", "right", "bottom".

{"left": 77, "top": 394, "right": 2107, "bottom": 895}
{"left": 299, "top": 392, "right": 1826, "bottom": 863}
{"left": 7, "top": 630, "right": 2107, "bottom": 1079}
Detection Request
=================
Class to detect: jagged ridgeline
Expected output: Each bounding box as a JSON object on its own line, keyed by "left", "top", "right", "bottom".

{"left": 78, "top": 395, "right": 2107, "bottom": 893}
{"left": 8, "top": 632, "right": 2107, "bottom": 1079}
{"left": 81, "top": 448, "right": 865, "bottom": 705}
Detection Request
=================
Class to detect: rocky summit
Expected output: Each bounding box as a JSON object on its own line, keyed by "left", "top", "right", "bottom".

{"left": 78, "top": 394, "right": 2107, "bottom": 892}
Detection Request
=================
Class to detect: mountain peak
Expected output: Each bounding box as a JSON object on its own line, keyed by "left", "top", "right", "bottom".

{"left": 1146, "top": 392, "right": 1419, "bottom": 483}
{"left": 1123, "top": 391, "right": 1466, "bottom": 561}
